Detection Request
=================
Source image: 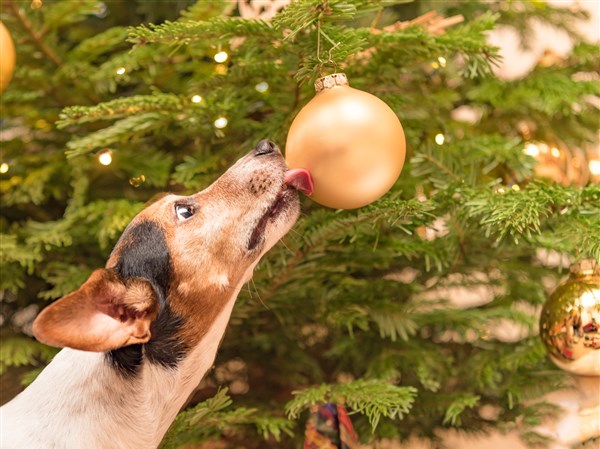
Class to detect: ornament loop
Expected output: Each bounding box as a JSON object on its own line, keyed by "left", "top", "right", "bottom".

{"left": 314, "top": 73, "right": 349, "bottom": 93}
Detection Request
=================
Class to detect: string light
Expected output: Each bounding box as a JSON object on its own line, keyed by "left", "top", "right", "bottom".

{"left": 115, "top": 67, "right": 126, "bottom": 75}
{"left": 214, "top": 51, "right": 228, "bottom": 63}
{"left": 255, "top": 82, "right": 269, "bottom": 93}
{"left": 0, "top": 162, "right": 9, "bottom": 174}
{"left": 511, "top": 184, "right": 520, "bottom": 192}
{"left": 524, "top": 143, "right": 540, "bottom": 157}
{"left": 438, "top": 56, "right": 447, "bottom": 67}
{"left": 214, "top": 117, "right": 228, "bottom": 129}
{"left": 30, "top": 0, "right": 42, "bottom": 9}
{"left": 191, "top": 95, "right": 202, "bottom": 103}
{"left": 98, "top": 150, "right": 113, "bottom": 166}
{"left": 496, "top": 186, "right": 506, "bottom": 194}
{"left": 551, "top": 147, "right": 561, "bottom": 158}
{"left": 589, "top": 160, "right": 600, "bottom": 176}
{"left": 435, "top": 133, "right": 445, "bottom": 145}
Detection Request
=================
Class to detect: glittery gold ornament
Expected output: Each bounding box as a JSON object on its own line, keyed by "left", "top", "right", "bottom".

{"left": 0, "top": 21, "right": 16, "bottom": 94}
{"left": 540, "top": 259, "right": 600, "bottom": 376}
{"left": 285, "top": 73, "right": 406, "bottom": 209}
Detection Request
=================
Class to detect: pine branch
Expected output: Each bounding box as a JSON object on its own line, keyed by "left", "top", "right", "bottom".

{"left": 160, "top": 388, "right": 293, "bottom": 448}
{"left": 286, "top": 379, "right": 417, "bottom": 430}
{"left": 58, "top": 94, "right": 186, "bottom": 127}
{"left": 128, "top": 18, "right": 274, "bottom": 45}
{"left": 0, "top": 337, "right": 58, "bottom": 376}
{"left": 64, "top": 113, "right": 170, "bottom": 158}
{"left": 462, "top": 182, "right": 599, "bottom": 244}
{"left": 4, "top": 0, "right": 63, "bottom": 66}
{"left": 442, "top": 393, "right": 480, "bottom": 426}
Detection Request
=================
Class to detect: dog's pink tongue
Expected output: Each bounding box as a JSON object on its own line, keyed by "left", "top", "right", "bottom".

{"left": 284, "top": 168, "right": 314, "bottom": 196}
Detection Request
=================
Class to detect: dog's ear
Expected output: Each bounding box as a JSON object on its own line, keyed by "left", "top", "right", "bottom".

{"left": 32, "top": 269, "right": 159, "bottom": 352}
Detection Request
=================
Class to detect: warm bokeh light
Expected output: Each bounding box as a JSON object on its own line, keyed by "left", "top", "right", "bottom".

{"left": 98, "top": 150, "right": 113, "bottom": 166}
{"left": 214, "top": 117, "right": 228, "bottom": 129}
{"left": 214, "top": 51, "right": 228, "bottom": 63}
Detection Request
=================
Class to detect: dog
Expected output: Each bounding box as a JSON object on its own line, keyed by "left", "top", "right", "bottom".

{"left": 0, "top": 140, "right": 313, "bottom": 449}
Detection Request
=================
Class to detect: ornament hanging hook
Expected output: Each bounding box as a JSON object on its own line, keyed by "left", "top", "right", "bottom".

{"left": 316, "top": 19, "right": 340, "bottom": 76}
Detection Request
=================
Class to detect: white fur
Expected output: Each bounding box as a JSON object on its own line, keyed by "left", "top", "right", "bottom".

{"left": 0, "top": 290, "right": 241, "bottom": 449}
{"left": 0, "top": 259, "right": 260, "bottom": 449}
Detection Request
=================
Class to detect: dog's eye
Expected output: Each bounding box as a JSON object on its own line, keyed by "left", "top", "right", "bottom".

{"left": 175, "top": 204, "right": 194, "bottom": 221}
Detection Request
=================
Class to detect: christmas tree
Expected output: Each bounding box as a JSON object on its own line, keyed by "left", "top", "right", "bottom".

{"left": 1, "top": 1, "right": 599, "bottom": 448}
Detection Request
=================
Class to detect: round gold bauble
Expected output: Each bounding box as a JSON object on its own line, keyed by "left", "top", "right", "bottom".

{"left": 0, "top": 21, "right": 16, "bottom": 94}
{"left": 285, "top": 73, "right": 406, "bottom": 209}
{"left": 540, "top": 259, "right": 600, "bottom": 376}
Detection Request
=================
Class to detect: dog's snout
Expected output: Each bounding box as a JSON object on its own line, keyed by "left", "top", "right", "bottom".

{"left": 255, "top": 140, "right": 277, "bottom": 156}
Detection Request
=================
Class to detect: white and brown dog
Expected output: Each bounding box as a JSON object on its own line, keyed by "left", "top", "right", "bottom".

{"left": 0, "top": 140, "right": 312, "bottom": 449}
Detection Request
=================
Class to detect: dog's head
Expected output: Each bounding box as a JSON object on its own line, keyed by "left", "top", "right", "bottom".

{"left": 32, "top": 141, "right": 311, "bottom": 362}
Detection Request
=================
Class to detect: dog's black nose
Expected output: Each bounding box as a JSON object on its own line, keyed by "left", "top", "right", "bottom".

{"left": 255, "top": 139, "right": 277, "bottom": 156}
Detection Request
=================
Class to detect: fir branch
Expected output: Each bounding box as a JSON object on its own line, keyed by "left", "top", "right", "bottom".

{"left": 462, "top": 182, "right": 599, "bottom": 244}
{"left": 64, "top": 113, "right": 170, "bottom": 158}
{"left": 0, "top": 234, "right": 42, "bottom": 280}
{"left": 0, "top": 338, "right": 58, "bottom": 376}
{"left": 57, "top": 94, "right": 186, "bottom": 127}
{"left": 68, "top": 27, "right": 130, "bottom": 63}
{"left": 286, "top": 379, "right": 417, "bottom": 430}
{"left": 4, "top": 0, "right": 63, "bottom": 66}
{"left": 160, "top": 388, "right": 293, "bottom": 448}
{"left": 1, "top": 164, "right": 61, "bottom": 206}
{"left": 469, "top": 70, "right": 600, "bottom": 117}
{"left": 128, "top": 18, "right": 274, "bottom": 45}
{"left": 370, "top": 12, "right": 501, "bottom": 78}
{"left": 442, "top": 393, "right": 480, "bottom": 426}
{"left": 38, "top": 0, "right": 104, "bottom": 35}
{"left": 38, "top": 262, "right": 93, "bottom": 300}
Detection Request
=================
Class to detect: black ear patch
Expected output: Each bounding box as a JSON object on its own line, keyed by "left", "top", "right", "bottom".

{"left": 107, "top": 221, "right": 187, "bottom": 375}
{"left": 114, "top": 221, "right": 172, "bottom": 303}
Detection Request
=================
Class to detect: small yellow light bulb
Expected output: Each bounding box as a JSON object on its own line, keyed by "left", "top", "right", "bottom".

{"left": 551, "top": 147, "right": 560, "bottom": 158}
{"left": 589, "top": 160, "right": 600, "bottom": 176}
{"left": 438, "top": 56, "right": 447, "bottom": 67}
{"left": 524, "top": 143, "right": 540, "bottom": 157}
{"left": 116, "top": 67, "right": 126, "bottom": 75}
{"left": 98, "top": 150, "right": 113, "bottom": 166}
{"left": 255, "top": 82, "right": 269, "bottom": 93}
{"left": 511, "top": 184, "right": 520, "bottom": 192}
{"left": 214, "top": 117, "right": 228, "bottom": 129}
{"left": 191, "top": 95, "right": 202, "bottom": 104}
{"left": 0, "top": 162, "right": 9, "bottom": 174}
{"left": 214, "top": 51, "right": 228, "bottom": 63}
{"left": 435, "top": 133, "right": 445, "bottom": 145}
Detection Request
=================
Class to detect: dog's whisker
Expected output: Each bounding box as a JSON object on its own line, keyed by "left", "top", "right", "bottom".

{"left": 250, "top": 277, "right": 270, "bottom": 311}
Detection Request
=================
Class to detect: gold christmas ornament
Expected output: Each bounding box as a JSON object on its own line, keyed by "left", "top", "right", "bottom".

{"left": 0, "top": 21, "right": 16, "bottom": 94}
{"left": 540, "top": 259, "right": 600, "bottom": 376}
{"left": 285, "top": 73, "right": 406, "bottom": 209}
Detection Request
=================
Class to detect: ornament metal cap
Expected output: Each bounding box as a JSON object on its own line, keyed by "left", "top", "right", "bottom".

{"left": 314, "top": 73, "right": 348, "bottom": 93}
{"left": 570, "top": 259, "right": 599, "bottom": 277}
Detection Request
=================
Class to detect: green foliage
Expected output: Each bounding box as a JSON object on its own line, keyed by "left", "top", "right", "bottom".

{"left": 0, "top": 337, "right": 58, "bottom": 376}
{"left": 160, "top": 389, "right": 294, "bottom": 449}
{"left": 286, "top": 379, "right": 417, "bottom": 430}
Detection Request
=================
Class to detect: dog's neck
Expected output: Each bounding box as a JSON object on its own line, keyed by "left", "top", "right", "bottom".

{"left": 1, "top": 288, "right": 241, "bottom": 449}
